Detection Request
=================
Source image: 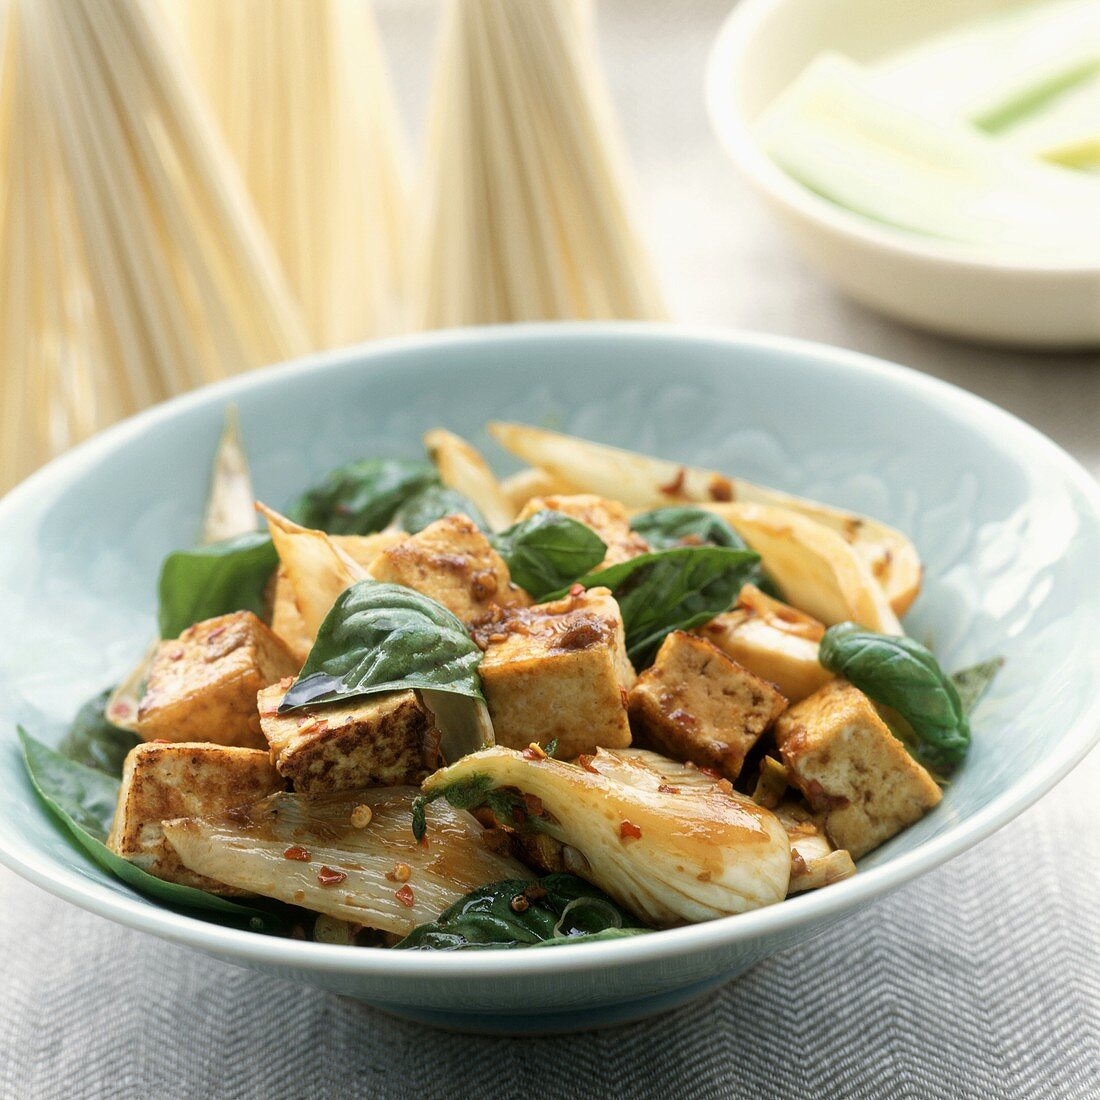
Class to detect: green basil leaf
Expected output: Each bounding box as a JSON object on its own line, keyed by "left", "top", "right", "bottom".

{"left": 288, "top": 459, "right": 438, "bottom": 534}
{"left": 819, "top": 623, "right": 971, "bottom": 772}
{"left": 157, "top": 531, "right": 277, "bottom": 639}
{"left": 394, "top": 873, "right": 648, "bottom": 951}
{"left": 393, "top": 484, "right": 487, "bottom": 534}
{"left": 18, "top": 729, "right": 261, "bottom": 917}
{"left": 281, "top": 580, "right": 484, "bottom": 712}
{"left": 558, "top": 546, "right": 761, "bottom": 667}
{"left": 951, "top": 656, "right": 1005, "bottom": 716}
{"left": 57, "top": 689, "right": 140, "bottom": 778}
{"left": 489, "top": 511, "right": 607, "bottom": 599}
{"left": 630, "top": 506, "right": 746, "bottom": 550}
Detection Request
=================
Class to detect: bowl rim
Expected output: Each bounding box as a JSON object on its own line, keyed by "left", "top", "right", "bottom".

{"left": 2, "top": 321, "right": 1099, "bottom": 982}
{"left": 705, "top": 0, "right": 1100, "bottom": 277}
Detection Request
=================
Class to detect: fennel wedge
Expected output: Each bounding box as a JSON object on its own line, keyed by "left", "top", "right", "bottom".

{"left": 416, "top": 747, "right": 791, "bottom": 926}
{"left": 163, "top": 787, "right": 529, "bottom": 935}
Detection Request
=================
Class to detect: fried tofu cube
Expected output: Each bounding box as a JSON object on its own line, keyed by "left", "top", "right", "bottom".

{"left": 367, "top": 514, "right": 528, "bottom": 623}
{"left": 258, "top": 685, "right": 441, "bottom": 795}
{"left": 627, "top": 631, "right": 786, "bottom": 780}
{"left": 107, "top": 742, "right": 283, "bottom": 893}
{"left": 474, "top": 587, "right": 635, "bottom": 758}
{"left": 774, "top": 680, "right": 942, "bottom": 859}
{"left": 696, "top": 600, "right": 832, "bottom": 703}
{"left": 137, "top": 611, "right": 299, "bottom": 749}
{"left": 517, "top": 494, "right": 649, "bottom": 566}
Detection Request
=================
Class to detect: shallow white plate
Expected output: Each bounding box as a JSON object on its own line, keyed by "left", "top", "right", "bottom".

{"left": 706, "top": 0, "right": 1100, "bottom": 348}
{"left": 1, "top": 324, "right": 1098, "bottom": 1033}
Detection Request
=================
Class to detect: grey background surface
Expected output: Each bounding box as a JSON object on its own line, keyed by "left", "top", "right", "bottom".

{"left": 3, "top": 2, "right": 1098, "bottom": 1096}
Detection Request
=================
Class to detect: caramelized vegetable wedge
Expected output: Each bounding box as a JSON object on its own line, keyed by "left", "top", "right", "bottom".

{"left": 704, "top": 503, "right": 902, "bottom": 634}
{"left": 500, "top": 467, "right": 578, "bottom": 512}
{"left": 163, "top": 787, "right": 529, "bottom": 935}
{"left": 258, "top": 504, "right": 367, "bottom": 641}
{"left": 488, "top": 422, "right": 920, "bottom": 614}
{"left": 415, "top": 747, "right": 790, "bottom": 926}
{"left": 423, "top": 429, "right": 513, "bottom": 532}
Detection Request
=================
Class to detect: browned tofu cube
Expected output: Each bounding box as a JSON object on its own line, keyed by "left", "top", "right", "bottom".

{"left": 137, "top": 611, "right": 299, "bottom": 749}
{"left": 774, "top": 680, "right": 942, "bottom": 858}
{"left": 628, "top": 631, "right": 786, "bottom": 780}
{"left": 107, "top": 742, "right": 283, "bottom": 893}
{"left": 258, "top": 685, "right": 441, "bottom": 795}
{"left": 517, "top": 494, "right": 649, "bottom": 566}
{"left": 367, "top": 514, "right": 528, "bottom": 623}
{"left": 473, "top": 587, "right": 635, "bottom": 758}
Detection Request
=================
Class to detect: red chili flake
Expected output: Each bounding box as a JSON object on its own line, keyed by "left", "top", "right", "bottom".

{"left": 206, "top": 626, "right": 226, "bottom": 643}
{"left": 715, "top": 778, "right": 734, "bottom": 796}
{"left": 699, "top": 765, "right": 722, "bottom": 780}
{"left": 167, "top": 648, "right": 185, "bottom": 662}
{"left": 152, "top": 739, "right": 172, "bottom": 745}
{"left": 523, "top": 884, "right": 548, "bottom": 902}
{"left": 578, "top": 754, "right": 598, "bottom": 773}
{"left": 619, "top": 687, "right": 630, "bottom": 708}
{"left": 395, "top": 885, "right": 415, "bottom": 908}
{"left": 317, "top": 866, "right": 347, "bottom": 887}
{"left": 523, "top": 792, "right": 543, "bottom": 816}
{"left": 659, "top": 467, "right": 687, "bottom": 496}
{"left": 283, "top": 845, "right": 311, "bottom": 861}
{"left": 657, "top": 783, "right": 681, "bottom": 794}
{"left": 620, "top": 820, "right": 642, "bottom": 841}
{"left": 522, "top": 742, "right": 547, "bottom": 761}
{"left": 110, "top": 702, "right": 132, "bottom": 719}
{"left": 669, "top": 708, "right": 697, "bottom": 728}
{"left": 278, "top": 676, "right": 295, "bottom": 690}
{"left": 568, "top": 583, "right": 585, "bottom": 597}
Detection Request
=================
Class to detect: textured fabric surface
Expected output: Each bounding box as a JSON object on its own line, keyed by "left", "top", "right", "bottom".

{"left": 3, "top": 1, "right": 1099, "bottom": 1097}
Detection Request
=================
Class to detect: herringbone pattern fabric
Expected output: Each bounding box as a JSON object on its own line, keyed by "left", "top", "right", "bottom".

{"left": 2, "top": 2, "right": 1099, "bottom": 1096}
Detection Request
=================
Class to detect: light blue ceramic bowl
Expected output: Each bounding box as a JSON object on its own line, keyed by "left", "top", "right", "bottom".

{"left": 2, "top": 324, "right": 1099, "bottom": 1034}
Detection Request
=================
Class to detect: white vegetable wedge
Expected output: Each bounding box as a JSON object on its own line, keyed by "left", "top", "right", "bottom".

{"left": 423, "top": 429, "right": 514, "bottom": 532}
{"left": 163, "top": 787, "right": 529, "bottom": 935}
{"left": 488, "top": 421, "right": 921, "bottom": 614}
{"left": 420, "top": 746, "right": 791, "bottom": 926}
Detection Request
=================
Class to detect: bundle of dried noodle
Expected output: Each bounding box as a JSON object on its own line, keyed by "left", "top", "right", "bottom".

{"left": 410, "top": 0, "right": 665, "bottom": 328}
{"left": 0, "top": 0, "right": 308, "bottom": 493}
{"left": 172, "top": 0, "right": 408, "bottom": 347}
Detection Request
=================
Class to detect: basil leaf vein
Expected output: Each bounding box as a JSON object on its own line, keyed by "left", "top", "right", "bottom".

{"left": 281, "top": 580, "right": 484, "bottom": 711}
{"left": 489, "top": 511, "right": 607, "bottom": 599}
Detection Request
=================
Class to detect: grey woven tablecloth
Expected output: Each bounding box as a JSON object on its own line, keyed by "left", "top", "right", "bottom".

{"left": 3, "top": 3, "right": 1099, "bottom": 1096}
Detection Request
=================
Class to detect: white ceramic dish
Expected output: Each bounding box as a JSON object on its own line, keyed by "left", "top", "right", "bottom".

{"left": 1, "top": 324, "right": 1099, "bottom": 1034}
{"left": 706, "top": 0, "right": 1100, "bottom": 348}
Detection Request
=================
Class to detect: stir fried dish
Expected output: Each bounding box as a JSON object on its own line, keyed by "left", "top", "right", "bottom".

{"left": 20, "top": 414, "right": 1001, "bottom": 950}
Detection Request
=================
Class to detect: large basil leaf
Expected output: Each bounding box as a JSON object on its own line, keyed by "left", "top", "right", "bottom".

{"left": 951, "top": 656, "right": 1005, "bottom": 716}
{"left": 288, "top": 459, "right": 438, "bottom": 535}
{"left": 18, "top": 729, "right": 261, "bottom": 917}
{"left": 558, "top": 546, "right": 761, "bottom": 667}
{"left": 58, "top": 689, "right": 140, "bottom": 777}
{"left": 819, "top": 623, "right": 971, "bottom": 772}
{"left": 157, "top": 531, "right": 277, "bottom": 639}
{"left": 281, "top": 580, "right": 484, "bottom": 711}
{"left": 395, "top": 873, "right": 648, "bottom": 951}
{"left": 393, "top": 484, "right": 487, "bottom": 534}
{"left": 489, "top": 511, "right": 607, "bottom": 599}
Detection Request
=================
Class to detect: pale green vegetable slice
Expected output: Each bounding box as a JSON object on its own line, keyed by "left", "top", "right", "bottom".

{"left": 1002, "top": 74, "right": 1100, "bottom": 169}
{"left": 758, "top": 54, "right": 1100, "bottom": 257}
{"left": 873, "top": 0, "right": 1100, "bottom": 131}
